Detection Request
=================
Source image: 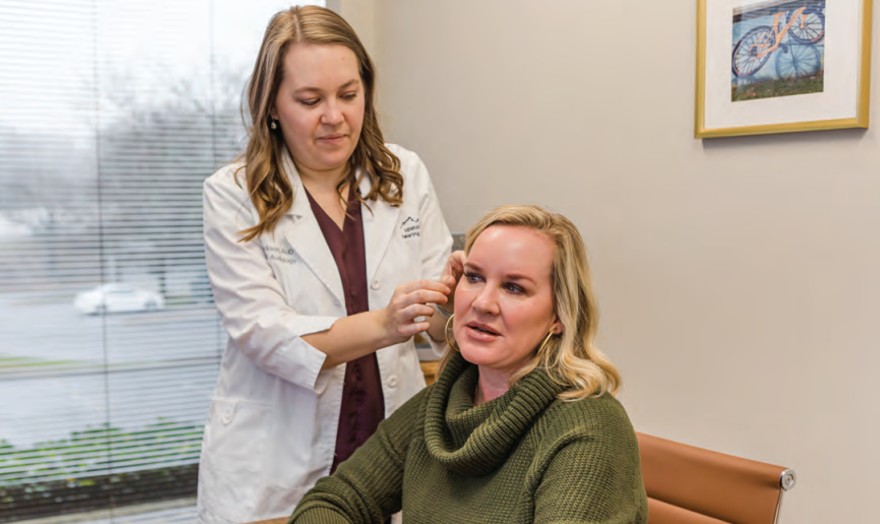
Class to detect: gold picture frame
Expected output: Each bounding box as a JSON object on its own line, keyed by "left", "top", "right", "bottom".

{"left": 695, "top": 0, "right": 872, "bottom": 138}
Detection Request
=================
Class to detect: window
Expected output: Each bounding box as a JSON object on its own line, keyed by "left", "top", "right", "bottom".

{"left": 0, "top": 1, "right": 322, "bottom": 521}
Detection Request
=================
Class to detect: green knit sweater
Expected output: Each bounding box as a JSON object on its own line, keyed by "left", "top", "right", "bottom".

{"left": 289, "top": 353, "right": 647, "bottom": 523}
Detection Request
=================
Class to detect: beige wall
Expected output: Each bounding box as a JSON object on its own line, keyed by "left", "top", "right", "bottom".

{"left": 352, "top": 1, "right": 880, "bottom": 522}
{"left": 328, "top": 0, "right": 377, "bottom": 58}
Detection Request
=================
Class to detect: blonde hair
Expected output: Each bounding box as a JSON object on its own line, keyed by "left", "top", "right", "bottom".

{"left": 239, "top": 5, "right": 402, "bottom": 241}
{"left": 444, "top": 204, "right": 621, "bottom": 400}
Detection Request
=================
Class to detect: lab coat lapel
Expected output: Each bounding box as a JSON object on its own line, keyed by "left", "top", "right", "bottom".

{"left": 281, "top": 153, "right": 346, "bottom": 306}
{"left": 360, "top": 173, "right": 400, "bottom": 283}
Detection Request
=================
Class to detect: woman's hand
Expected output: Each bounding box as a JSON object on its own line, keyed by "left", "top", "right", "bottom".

{"left": 424, "top": 251, "right": 465, "bottom": 343}
{"left": 438, "top": 250, "right": 465, "bottom": 315}
{"left": 381, "top": 279, "right": 452, "bottom": 345}
{"left": 307, "top": 254, "right": 465, "bottom": 368}
{"left": 307, "top": 278, "right": 450, "bottom": 369}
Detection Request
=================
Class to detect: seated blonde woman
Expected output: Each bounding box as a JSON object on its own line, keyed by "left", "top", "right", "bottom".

{"left": 289, "top": 204, "right": 647, "bottom": 523}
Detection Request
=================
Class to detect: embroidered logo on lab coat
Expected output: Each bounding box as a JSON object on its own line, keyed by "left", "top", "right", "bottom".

{"left": 263, "top": 244, "right": 297, "bottom": 265}
{"left": 401, "top": 216, "right": 420, "bottom": 239}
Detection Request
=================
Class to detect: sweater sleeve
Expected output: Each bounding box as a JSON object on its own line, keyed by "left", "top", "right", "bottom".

{"left": 288, "top": 389, "right": 428, "bottom": 523}
{"left": 533, "top": 403, "right": 648, "bottom": 523}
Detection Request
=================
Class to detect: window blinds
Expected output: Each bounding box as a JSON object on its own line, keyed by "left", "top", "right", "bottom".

{"left": 0, "top": 1, "right": 320, "bottom": 521}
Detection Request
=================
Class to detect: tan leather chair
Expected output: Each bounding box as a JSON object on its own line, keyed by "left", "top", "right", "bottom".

{"left": 637, "top": 432, "right": 796, "bottom": 524}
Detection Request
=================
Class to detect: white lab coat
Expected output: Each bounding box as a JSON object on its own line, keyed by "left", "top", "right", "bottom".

{"left": 197, "top": 144, "right": 452, "bottom": 523}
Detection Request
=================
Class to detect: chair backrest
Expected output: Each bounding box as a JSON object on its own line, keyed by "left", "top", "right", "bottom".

{"left": 637, "top": 432, "right": 796, "bottom": 524}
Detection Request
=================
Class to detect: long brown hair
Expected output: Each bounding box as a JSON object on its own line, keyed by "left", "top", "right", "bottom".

{"left": 239, "top": 5, "right": 402, "bottom": 242}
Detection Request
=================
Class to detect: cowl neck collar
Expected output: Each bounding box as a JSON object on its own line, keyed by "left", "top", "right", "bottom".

{"left": 423, "top": 353, "right": 564, "bottom": 476}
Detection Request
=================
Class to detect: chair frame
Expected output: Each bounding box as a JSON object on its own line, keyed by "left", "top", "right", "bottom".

{"left": 637, "top": 432, "right": 796, "bottom": 524}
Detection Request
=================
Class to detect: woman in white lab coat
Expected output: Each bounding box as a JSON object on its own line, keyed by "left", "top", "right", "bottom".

{"left": 196, "top": 6, "right": 457, "bottom": 523}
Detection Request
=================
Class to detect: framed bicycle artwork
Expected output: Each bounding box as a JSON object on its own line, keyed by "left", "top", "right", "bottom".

{"left": 695, "top": 0, "right": 872, "bottom": 138}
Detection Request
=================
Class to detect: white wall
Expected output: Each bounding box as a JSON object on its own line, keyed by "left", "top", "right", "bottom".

{"left": 363, "top": 1, "right": 880, "bottom": 522}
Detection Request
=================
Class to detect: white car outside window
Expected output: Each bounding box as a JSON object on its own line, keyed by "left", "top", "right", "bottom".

{"left": 73, "top": 284, "right": 165, "bottom": 315}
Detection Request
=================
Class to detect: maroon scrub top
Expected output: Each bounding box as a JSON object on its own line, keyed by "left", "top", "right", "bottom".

{"left": 305, "top": 182, "right": 385, "bottom": 472}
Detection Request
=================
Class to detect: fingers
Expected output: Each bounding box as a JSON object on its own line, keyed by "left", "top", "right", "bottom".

{"left": 389, "top": 286, "right": 449, "bottom": 313}
{"left": 396, "top": 319, "right": 431, "bottom": 338}
{"left": 382, "top": 266, "right": 467, "bottom": 343}
{"left": 443, "top": 250, "right": 466, "bottom": 281}
{"left": 435, "top": 250, "right": 466, "bottom": 313}
{"left": 383, "top": 280, "right": 452, "bottom": 342}
{"left": 386, "top": 302, "right": 434, "bottom": 340}
{"left": 394, "top": 278, "right": 451, "bottom": 296}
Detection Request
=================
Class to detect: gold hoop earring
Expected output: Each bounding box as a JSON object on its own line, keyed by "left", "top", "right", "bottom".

{"left": 444, "top": 314, "right": 459, "bottom": 351}
{"left": 537, "top": 331, "right": 556, "bottom": 355}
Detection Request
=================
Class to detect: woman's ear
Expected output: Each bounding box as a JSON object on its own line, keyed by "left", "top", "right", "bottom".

{"left": 551, "top": 319, "right": 563, "bottom": 335}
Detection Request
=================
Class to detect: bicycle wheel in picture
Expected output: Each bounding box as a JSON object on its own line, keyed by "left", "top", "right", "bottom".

{"left": 730, "top": 0, "right": 825, "bottom": 102}
{"left": 696, "top": 0, "right": 870, "bottom": 138}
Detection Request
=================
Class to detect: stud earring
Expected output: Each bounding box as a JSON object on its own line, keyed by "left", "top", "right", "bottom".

{"left": 269, "top": 119, "right": 278, "bottom": 130}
